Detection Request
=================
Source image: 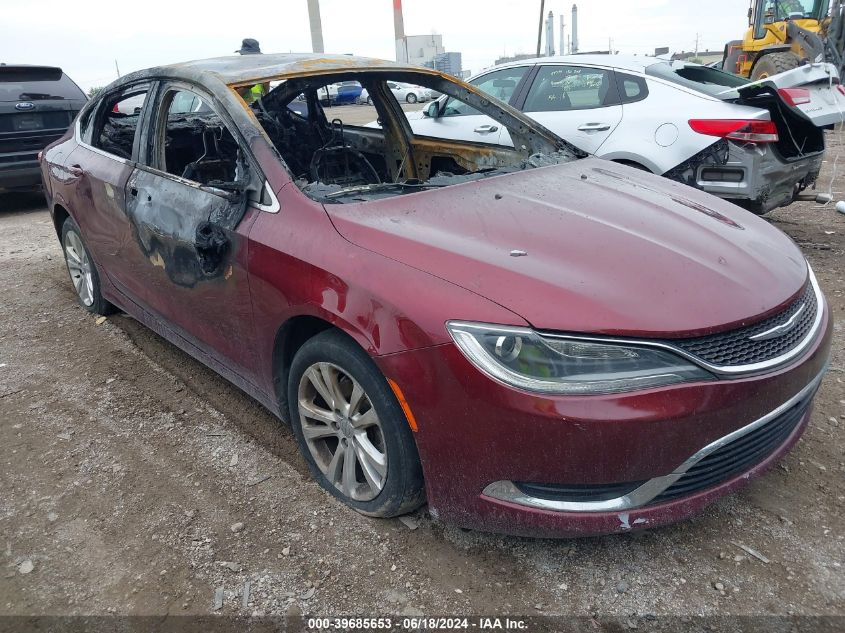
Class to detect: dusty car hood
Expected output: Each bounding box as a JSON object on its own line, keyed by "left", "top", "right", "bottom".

{"left": 325, "top": 159, "right": 808, "bottom": 337}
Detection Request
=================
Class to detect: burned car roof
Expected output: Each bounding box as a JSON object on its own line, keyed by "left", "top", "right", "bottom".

{"left": 115, "top": 54, "right": 446, "bottom": 90}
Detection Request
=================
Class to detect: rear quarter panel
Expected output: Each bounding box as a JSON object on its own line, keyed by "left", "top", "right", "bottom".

{"left": 597, "top": 78, "right": 770, "bottom": 174}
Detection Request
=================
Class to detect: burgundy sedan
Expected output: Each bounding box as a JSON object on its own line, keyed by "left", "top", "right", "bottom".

{"left": 40, "top": 54, "right": 831, "bottom": 537}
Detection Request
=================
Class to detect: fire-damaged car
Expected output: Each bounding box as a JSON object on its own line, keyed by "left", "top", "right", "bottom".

{"left": 39, "top": 54, "right": 830, "bottom": 537}
{"left": 410, "top": 55, "right": 844, "bottom": 214}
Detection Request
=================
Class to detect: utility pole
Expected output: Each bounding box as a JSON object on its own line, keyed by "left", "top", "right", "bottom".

{"left": 694, "top": 32, "right": 700, "bottom": 58}
{"left": 114, "top": 59, "right": 121, "bottom": 78}
{"left": 536, "top": 0, "right": 545, "bottom": 57}
{"left": 307, "top": 0, "right": 325, "bottom": 54}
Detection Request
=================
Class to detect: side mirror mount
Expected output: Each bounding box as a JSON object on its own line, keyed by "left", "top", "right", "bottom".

{"left": 425, "top": 101, "right": 441, "bottom": 118}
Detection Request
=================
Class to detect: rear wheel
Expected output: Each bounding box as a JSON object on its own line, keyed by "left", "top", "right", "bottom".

{"left": 60, "top": 217, "right": 114, "bottom": 315}
{"left": 406, "top": 93, "right": 418, "bottom": 104}
{"left": 751, "top": 52, "right": 800, "bottom": 80}
{"left": 287, "top": 330, "right": 425, "bottom": 517}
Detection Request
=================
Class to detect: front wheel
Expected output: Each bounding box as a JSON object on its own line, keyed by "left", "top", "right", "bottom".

{"left": 406, "top": 93, "right": 418, "bottom": 104}
{"left": 287, "top": 330, "right": 425, "bottom": 517}
{"left": 61, "top": 217, "right": 114, "bottom": 315}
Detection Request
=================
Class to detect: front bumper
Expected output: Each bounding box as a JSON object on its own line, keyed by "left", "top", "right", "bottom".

{"left": 376, "top": 304, "right": 831, "bottom": 538}
{"left": 696, "top": 141, "right": 823, "bottom": 213}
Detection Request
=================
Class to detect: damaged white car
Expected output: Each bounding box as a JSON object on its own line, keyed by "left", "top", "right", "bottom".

{"left": 410, "top": 55, "right": 845, "bottom": 214}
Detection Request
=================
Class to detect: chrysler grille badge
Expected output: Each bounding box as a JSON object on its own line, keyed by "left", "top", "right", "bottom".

{"left": 15, "top": 102, "right": 35, "bottom": 111}
{"left": 748, "top": 303, "right": 806, "bottom": 342}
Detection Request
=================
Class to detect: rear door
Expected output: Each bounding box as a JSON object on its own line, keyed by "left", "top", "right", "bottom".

{"left": 517, "top": 64, "right": 623, "bottom": 154}
{"left": 410, "top": 66, "right": 531, "bottom": 144}
{"left": 67, "top": 83, "right": 153, "bottom": 275}
{"left": 120, "top": 82, "right": 262, "bottom": 379}
{"left": 0, "top": 66, "right": 86, "bottom": 185}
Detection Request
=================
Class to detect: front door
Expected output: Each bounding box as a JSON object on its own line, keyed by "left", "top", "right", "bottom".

{"left": 117, "top": 84, "right": 262, "bottom": 380}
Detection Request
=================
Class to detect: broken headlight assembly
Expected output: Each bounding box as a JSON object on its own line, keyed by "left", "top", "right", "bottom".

{"left": 446, "top": 322, "right": 715, "bottom": 395}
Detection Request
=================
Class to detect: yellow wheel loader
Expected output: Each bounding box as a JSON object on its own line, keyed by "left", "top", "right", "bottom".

{"left": 724, "top": 1, "right": 845, "bottom": 79}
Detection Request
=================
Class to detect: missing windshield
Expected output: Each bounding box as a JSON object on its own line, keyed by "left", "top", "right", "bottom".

{"left": 242, "top": 70, "right": 582, "bottom": 203}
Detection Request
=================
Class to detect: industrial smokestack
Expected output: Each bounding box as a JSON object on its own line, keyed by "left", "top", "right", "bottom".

{"left": 560, "top": 14, "right": 565, "bottom": 57}
{"left": 393, "top": 0, "right": 405, "bottom": 41}
{"left": 307, "top": 0, "right": 325, "bottom": 54}
{"left": 545, "top": 11, "right": 555, "bottom": 56}
{"left": 394, "top": 0, "right": 408, "bottom": 62}
{"left": 571, "top": 4, "right": 579, "bottom": 54}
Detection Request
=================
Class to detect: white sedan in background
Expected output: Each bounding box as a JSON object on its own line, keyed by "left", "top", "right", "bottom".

{"left": 410, "top": 55, "right": 845, "bottom": 214}
{"left": 359, "top": 82, "right": 429, "bottom": 105}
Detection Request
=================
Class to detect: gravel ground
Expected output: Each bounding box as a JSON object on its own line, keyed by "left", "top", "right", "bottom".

{"left": 0, "top": 136, "right": 844, "bottom": 627}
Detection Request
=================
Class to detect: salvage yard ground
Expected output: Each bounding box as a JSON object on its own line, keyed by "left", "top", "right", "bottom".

{"left": 0, "top": 132, "right": 844, "bottom": 620}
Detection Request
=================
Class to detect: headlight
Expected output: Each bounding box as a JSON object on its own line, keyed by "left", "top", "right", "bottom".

{"left": 447, "top": 321, "right": 715, "bottom": 395}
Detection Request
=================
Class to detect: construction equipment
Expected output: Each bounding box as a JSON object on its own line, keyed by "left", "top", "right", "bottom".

{"left": 724, "top": 1, "right": 845, "bottom": 80}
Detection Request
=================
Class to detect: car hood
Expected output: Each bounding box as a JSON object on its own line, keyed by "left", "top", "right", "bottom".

{"left": 325, "top": 159, "right": 808, "bottom": 337}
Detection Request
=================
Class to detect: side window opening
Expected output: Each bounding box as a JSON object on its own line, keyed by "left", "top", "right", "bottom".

{"left": 523, "top": 66, "right": 617, "bottom": 113}
{"left": 93, "top": 88, "right": 149, "bottom": 159}
{"left": 158, "top": 89, "right": 243, "bottom": 188}
{"left": 616, "top": 73, "right": 649, "bottom": 104}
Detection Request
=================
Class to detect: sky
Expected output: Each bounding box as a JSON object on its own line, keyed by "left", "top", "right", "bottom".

{"left": 0, "top": 0, "right": 743, "bottom": 92}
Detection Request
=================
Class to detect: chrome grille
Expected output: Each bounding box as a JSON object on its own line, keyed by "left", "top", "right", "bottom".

{"left": 666, "top": 282, "right": 817, "bottom": 367}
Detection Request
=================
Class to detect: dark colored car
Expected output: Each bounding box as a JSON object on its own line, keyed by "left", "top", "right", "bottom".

{"left": 335, "top": 81, "right": 363, "bottom": 105}
{"left": 1, "top": 65, "right": 86, "bottom": 191}
{"left": 40, "top": 54, "right": 831, "bottom": 538}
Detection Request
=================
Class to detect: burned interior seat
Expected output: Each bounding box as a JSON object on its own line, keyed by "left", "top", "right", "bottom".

{"left": 309, "top": 119, "right": 381, "bottom": 187}
{"left": 180, "top": 126, "right": 235, "bottom": 186}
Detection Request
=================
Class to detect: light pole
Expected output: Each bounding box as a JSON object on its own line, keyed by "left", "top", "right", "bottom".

{"left": 536, "top": 0, "right": 546, "bottom": 57}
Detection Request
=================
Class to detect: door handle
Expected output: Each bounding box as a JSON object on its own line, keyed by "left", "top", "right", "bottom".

{"left": 474, "top": 124, "right": 499, "bottom": 134}
{"left": 577, "top": 123, "right": 612, "bottom": 132}
{"left": 67, "top": 164, "right": 84, "bottom": 177}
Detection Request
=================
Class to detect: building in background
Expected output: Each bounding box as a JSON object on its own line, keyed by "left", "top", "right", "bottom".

{"left": 396, "top": 33, "right": 445, "bottom": 66}
{"left": 671, "top": 50, "right": 724, "bottom": 64}
{"left": 495, "top": 53, "right": 536, "bottom": 66}
{"left": 392, "top": 1, "right": 463, "bottom": 76}
{"left": 424, "top": 51, "right": 463, "bottom": 77}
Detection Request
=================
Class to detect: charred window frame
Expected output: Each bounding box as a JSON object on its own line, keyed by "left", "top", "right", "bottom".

{"left": 86, "top": 82, "right": 154, "bottom": 162}
{"left": 256, "top": 73, "right": 419, "bottom": 183}
{"left": 140, "top": 80, "right": 266, "bottom": 206}
{"left": 257, "top": 70, "right": 571, "bottom": 167}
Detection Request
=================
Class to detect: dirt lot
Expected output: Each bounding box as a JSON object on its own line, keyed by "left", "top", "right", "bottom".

{"left": 1, "top": 134, "right": 844, "bottom": 627}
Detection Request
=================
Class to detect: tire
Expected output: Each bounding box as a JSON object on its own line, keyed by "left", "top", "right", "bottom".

{"left": 751, "top": 52, "right": 800, "bottom": 80}
{"left": 366, "top": 96, "right": 372, "bottom": 105}
{"left": 406, "top": 93, "right": 418, "bottom": 104}
{"left": 60, "top": 216, "right": 115, "bottom": 315}
{"left": 287, "top": 329, "right": 425, "bottom": 517}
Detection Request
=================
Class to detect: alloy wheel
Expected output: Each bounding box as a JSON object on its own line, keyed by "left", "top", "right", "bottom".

{"left": 63, "top": 230, "right": 94, "bottom": 307}
{"left": 297, "top": 362, "right": 388, "bottom": 501}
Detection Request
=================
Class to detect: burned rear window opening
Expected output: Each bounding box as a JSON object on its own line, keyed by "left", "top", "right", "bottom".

{"left": 238, "top": 70, "right": 584, "bottom": 204}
